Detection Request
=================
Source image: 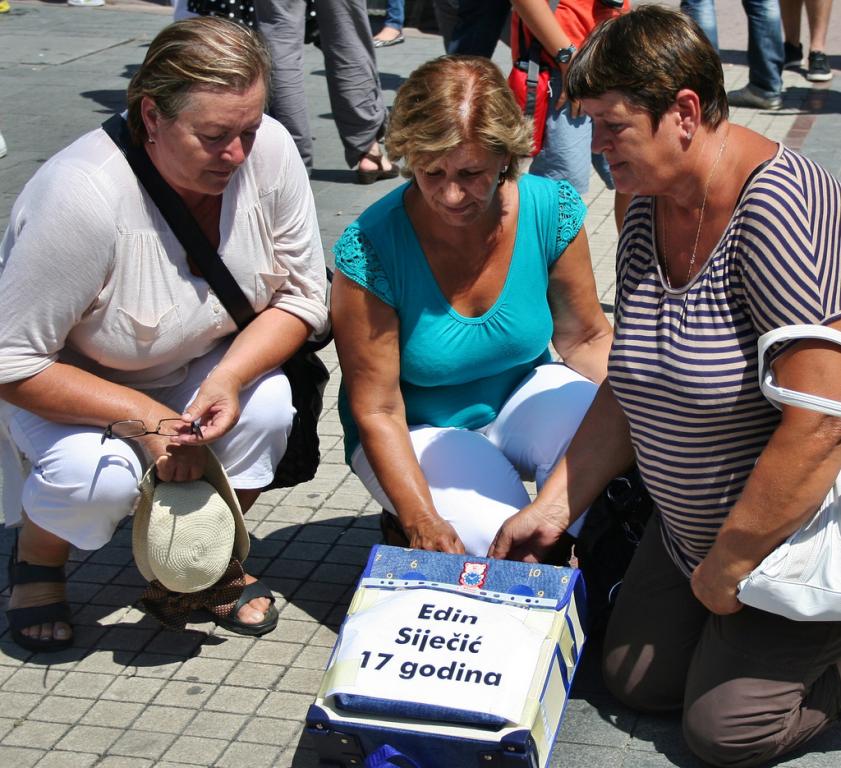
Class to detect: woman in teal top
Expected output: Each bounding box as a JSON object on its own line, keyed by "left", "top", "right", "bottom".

{"left": 331, "top": 55, "right": 612, "bottom": 556}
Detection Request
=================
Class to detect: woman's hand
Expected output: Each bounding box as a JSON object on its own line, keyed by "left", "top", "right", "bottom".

{"left": 488, "top": 500, "right": 568, "bottom": 562}
{"left": 177, "top": 368, "right": 243, "bottom": 444}
{"left": 403, "top": 513, "right": 466, "bottom": 555}
{"left": 137, "top": 433, "right": 208, "bottom": 483}
{"left": 690, "top": 546, "right": 746, "bottom": 616}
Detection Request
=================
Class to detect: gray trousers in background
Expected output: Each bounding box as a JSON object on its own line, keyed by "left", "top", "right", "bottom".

{"left": 603, "top": 515, "right": 841, "bottom": 768}
{"left": 256, "top": 0, "right": 387, "bottom": 169}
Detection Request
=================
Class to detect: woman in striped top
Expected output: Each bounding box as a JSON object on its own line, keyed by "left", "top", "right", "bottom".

{"left": 490, "top": 6, "right": 841, "bottom": 767}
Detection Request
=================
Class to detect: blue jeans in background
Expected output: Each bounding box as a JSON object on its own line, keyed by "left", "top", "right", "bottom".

{"left": 680, "top": 0, "right": 719, "bottom": 49}
{"left": 680, "top": 0, "right": 783, "bottom": 96}
{"left": 530, "top": 77, "right": 614, "bottom": 196}
{"left": 383, "top": 0, "right": 404, "bottom": 30}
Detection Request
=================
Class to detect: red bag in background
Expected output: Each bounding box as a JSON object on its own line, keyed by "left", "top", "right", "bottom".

{"left": 507, "top": 62, "right": 551, "bottom": 156}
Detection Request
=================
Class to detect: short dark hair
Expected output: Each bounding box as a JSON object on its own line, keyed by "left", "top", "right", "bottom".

{"left": 566, "top": 4, "right": 728, "bottom": 131}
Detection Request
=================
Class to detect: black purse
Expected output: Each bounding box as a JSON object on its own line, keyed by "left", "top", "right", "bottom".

{"left": 575, "top": 467, "right": 653, "bottom": 635}
{"left": 101, "top": 114, "right": 330, "bottom": 489}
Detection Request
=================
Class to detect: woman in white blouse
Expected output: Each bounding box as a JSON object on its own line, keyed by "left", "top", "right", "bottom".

{"left": 0, "top": 18, "right": 328, "bottom": 650}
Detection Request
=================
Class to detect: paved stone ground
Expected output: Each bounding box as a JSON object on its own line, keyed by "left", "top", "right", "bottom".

{"left": 0, "top": 1, "right": 840, "bottom": 766}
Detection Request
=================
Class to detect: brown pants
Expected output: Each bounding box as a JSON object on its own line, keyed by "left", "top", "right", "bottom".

{"left": 602, "top": 516, "right": 841, "bottom": 768}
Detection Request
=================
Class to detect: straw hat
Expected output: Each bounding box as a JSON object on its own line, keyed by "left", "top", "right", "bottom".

{"left": 132, "top": 450, "right": 250, "bottom": 593}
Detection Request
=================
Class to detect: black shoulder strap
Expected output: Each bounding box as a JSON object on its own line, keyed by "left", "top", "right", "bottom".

{"left": 101, "top": 114, "right": 256, "bottom": 331}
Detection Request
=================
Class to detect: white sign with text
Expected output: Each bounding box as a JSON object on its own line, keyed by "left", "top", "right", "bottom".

{"left": 327, "top": 589, "right": 547, "bottom": 724}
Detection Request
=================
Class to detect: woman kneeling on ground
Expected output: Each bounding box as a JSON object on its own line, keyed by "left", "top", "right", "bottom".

{"left": 0, "top": 18, "right": 329, "bottom": 651}
{"left": 331, "top": 55, "right": 612, "bottom": 557}
{"left": 491, "top": 7, "right": 841, "bottom": 767}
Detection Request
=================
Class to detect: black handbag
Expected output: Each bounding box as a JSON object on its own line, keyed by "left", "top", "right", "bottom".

{"left": 575, "top": 467, "right": 653, "bottom": 636}
{"left": 101, "top": 114, "right": 330, "bottom": 489}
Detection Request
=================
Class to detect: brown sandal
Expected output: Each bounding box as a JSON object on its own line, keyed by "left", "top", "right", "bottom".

{"left": 356, "top": 152, "right": 400, "bottom": 185}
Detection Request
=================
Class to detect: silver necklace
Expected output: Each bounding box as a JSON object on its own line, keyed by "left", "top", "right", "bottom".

{"left": 661, "top": 130, "right": 729, "bottom": 289}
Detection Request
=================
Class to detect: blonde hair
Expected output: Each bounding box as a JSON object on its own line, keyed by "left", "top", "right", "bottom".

{"left": 126, "top": 18, "right": 270, "bottom": 144}
{"left": 386, "top": 56, "right": 533, "bottom": 182}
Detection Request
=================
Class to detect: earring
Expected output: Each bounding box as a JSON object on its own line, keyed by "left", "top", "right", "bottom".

{"left": 684, "top": 131, "right": 692, "bottom": 140}
{"left": 147, "top": 137, "right": 156, "bottom": 144}
{"left": 498, "top": 165, "right": 509, "bottom": 185}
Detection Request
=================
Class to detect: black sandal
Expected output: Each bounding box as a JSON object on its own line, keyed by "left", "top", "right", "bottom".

{"left": 213, "top": 579, "right": 279, "bottom": 637}
{"left": 356, "top": 152, "right": 400, "bottom": 185}
{"left": 6, "top": 543, "right": 73, "bottom": 652}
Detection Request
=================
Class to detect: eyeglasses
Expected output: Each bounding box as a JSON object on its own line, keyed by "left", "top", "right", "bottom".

{"left": 103, "top": 419, "right": 203, "bottom": 440}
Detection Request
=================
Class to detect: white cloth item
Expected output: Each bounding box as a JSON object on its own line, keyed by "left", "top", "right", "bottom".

{"left": 3, "top": 341, "right": 295, "bottom": 550}
{"left": 352, "top": 363, "right": 598, "bottom": 555}
{"left": 0, "top": 115, "right": 328, "bottom": 389}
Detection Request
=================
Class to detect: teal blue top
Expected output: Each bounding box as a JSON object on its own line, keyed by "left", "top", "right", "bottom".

{"left": 333, "top": 174, "right": 586, "bottom": 464}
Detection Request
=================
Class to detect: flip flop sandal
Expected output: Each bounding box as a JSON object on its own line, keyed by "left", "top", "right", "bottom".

{"left": 213, "top": 579, "right": 279, "bottom": 637}
{"left": 356, "top": 151, "right": 400, "bottom": 185}
{"left": 373, "top": 32, "right": 405, "bottom": 48}
{"left": 6, "top": 543, "right": 73, "bottom": 652}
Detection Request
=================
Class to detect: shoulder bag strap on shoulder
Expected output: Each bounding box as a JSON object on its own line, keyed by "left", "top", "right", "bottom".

{"left": 100, "top": 113, "right": 256, "bottom": 331}
{"left": 758, "top": 324, "right": 841, "bottom": 418}
{"left": 523, "top": 0, "right": 562, "bottom": 118}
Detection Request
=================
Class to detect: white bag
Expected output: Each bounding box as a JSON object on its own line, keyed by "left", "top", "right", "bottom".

{"left": 736, "top": 324, "right": 841, "bottom": 621}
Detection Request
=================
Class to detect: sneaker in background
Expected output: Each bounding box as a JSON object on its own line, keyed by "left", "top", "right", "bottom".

{"left": 0, "top": 130, "right": 7, "bottom": 159}
{"left": 807, "top": 51, "right": 833, "bottom": 82}
{"left": 727, "top": 83, "right": 782, "bottom": 110}
{"left": 783, "top": 41, "right": 803, "bottom": 70}
{"left": 67, "top": 0, "right": 106, "bottom": 6}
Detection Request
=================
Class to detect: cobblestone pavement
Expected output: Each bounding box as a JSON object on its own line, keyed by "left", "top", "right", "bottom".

{"left": 1, "top": 2, "right": 840, "bottom": 766}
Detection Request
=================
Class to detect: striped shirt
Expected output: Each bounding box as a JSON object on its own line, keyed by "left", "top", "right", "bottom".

{"left": 609, "top": 144, "right": 841, "bottom": 576}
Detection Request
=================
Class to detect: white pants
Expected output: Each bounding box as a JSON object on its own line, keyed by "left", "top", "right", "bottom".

{"left": 351, "top": 363, "right": 598, "bottom": 556}
{"left": 4, "top": 341, "right": 294, "bottom": 550}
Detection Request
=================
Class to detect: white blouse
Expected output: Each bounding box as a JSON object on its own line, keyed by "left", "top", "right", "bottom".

{"left": 0, "top": 115, "right": 328, "bottom": 390}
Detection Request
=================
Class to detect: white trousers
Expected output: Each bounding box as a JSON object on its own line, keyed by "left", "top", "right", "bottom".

{"left": 351, "top": 363, "right": 598, "bottom": 556}
{"left": 4, "top": 342, "right": 294, "bottom": 550}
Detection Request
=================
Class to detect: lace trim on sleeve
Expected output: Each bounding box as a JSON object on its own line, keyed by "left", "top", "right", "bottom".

{"left": 333, "top": 226, "right": 395, "bottom": 307}
{"left": 554, "top": 180, "right": 586, "bottom": 259}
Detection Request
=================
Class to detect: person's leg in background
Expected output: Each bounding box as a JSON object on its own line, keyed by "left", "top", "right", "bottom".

{"left": 431, "top": 0, "right": 458, "bottom": 51}
{"left": 531, "top": 83, "right": 628, "bottom": 232}
{"left": 781, "top": 0, "right": 834, "bottom": 80}
{"left": 745, "top": 0, "right": 785, "bottom": 95}
{"left": 781, "top": 0, "right": 806, "bottom": 67}
{"left": 446, "top": 0, "right": 510, "bottom": 57}
{"left": 529, "top": 82, "right": 594, "bottom": 196}
{"left": 256, "top": 0, "right": 314, "bottom": 171}
{"left": 316, "top": 0, "right": 397, "bottom": 180}
{"left": 373, "top": 0, "right": 405, "bottom": 47}
{"left": 432, "top": 0, "right": 509, "bottom": 57}
{"left": 680, "top": 0, "right": 720, "bottom": 50}
{"left": 728, "top": 0, "right": 785, "bottom": 109}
